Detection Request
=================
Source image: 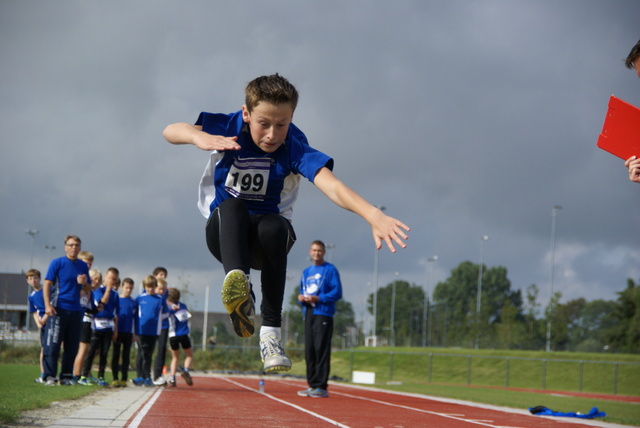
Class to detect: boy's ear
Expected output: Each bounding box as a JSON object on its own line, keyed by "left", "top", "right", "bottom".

{"left": 241, "top": 105, "right": 251, "bottom": 123}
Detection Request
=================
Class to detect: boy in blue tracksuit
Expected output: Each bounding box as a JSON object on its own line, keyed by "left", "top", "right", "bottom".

{"left": 166, "top": 287, "right": 193, "bottom": 387}
{"left": 27, "top": 269, "right": 47, "bottom": 382}
{"left": 132, "top": 275, "right": 167, "bottom": 386}
{"left": 112, "top": 277, "right": 137, "bottom": 387}
{"left": 80, "top": 267, "right": 120, "bottom": 386}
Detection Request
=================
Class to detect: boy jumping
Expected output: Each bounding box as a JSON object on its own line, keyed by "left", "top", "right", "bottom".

{"left": 163, "top": 74, "right": 409, "bottom": 372}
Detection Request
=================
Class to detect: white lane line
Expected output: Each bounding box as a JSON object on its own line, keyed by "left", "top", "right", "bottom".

{"left": 128, "top": 387, "right": 164, "bottom": 428}
{"left": 329, "top": 390, "right": 525, "bottom": 428}
{"left": 221, "top": 377, "right": 351, "bottom": 428}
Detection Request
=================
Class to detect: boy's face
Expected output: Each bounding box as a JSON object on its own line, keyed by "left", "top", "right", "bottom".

{"left": 104, "top": 271, "right": 119, "bottom": 288}
{"left": 155, "top": 271, "right": 167, "bottom": 280}
{"left": 80, "top": 258, "right": 93, "bottom": 269}
{"left": 145, "top": 285, "right": 156, "bottom": 295}
{"left": 121, "top": 283, "right": 133, "bottom": 298}
{"left": 156, "top": 284, "right": 166, "bottom": 296}
{"left": 26, "top": 275, "right": 41, "bottom": 290}
{"left": 242, "top": 101, "right": 293, "bottom": 154}
{"left": 91, "top": 275, "right": 101, "bottom": 289}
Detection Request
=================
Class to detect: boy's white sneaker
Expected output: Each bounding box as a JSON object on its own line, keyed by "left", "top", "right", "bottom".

{"left": 221, "top": 269, "right": 255, "bottom": 338}
{"left": 153, "top": 376, "right": 166, "bottom": 386}
{"left": 259, "top": 335, "right": 291, "bottom": 373}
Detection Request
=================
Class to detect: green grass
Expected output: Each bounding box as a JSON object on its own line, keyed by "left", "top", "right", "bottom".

{"left": 0, "top": 364, "right": 100, "bottom": 424}
{"left": 329, "top": 347, "right": 640, "bottom": 396}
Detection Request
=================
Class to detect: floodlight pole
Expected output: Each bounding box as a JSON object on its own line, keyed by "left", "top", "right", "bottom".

{"left": 423, "top": 256, "right": 438, "bottom": 347}
{"left": 24, "top": 229, "right": 39, "bottom": 331}
{"left": 546, "top": 205, "right": 562, "bottom": 353}
{"left": 371, "top": 206, "right": 385, "bottom": 345}
{"left": 475, "top": 235, "right": 489, "bottom": 350}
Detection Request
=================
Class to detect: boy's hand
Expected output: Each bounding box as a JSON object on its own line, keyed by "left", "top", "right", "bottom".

{"left": 369, "top": 209, "right": 410, "bottom": 253}
{"left": 625, "top": 156, "right": 640, "bottom": 183}
{"left": 193, "top": 133, "right": 241, "bottom": 152}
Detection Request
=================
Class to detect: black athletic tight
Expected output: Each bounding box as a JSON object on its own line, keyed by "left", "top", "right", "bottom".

{"left": 205, "top": 198, "right": 296, "bottom": 327}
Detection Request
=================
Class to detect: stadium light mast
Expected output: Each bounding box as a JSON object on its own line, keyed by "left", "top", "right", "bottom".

{"left": 546, "top": 205, "right": 562, "bottom": 353}
{"left": 371, "top": 206, "right": 385, "bottom": 346}
{"left": 423, "top": 255, "right": 438, "bottom": 347}
{"left": 475, "top": 235, "right": 489, "bottom": 350}
{"left": 25, "top": 229, "right": 39, "bottom": 269}
{"left": 24, "top": 229, "right": 39, "bottom": 331}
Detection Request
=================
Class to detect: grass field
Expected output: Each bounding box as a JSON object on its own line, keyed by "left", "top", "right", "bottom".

{"left": 0, "top": 364, "right": 100, "bottom": 424}
{"left": 2, "top": 346, "right": 639, "bottom": 426}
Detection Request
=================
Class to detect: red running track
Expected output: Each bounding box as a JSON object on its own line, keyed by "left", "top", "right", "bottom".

{"left": 125, "top": 375, "right": 627, "bottom": 428}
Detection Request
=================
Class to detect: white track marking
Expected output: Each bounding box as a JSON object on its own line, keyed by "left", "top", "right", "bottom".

{"left": 221, "top": 377, "right": 351, "bottom": 428}
{"left": 331, "top": 390, "right": 524, "bottom": 428}
{"left": 128, "top": 388, "right": 163, "bottom": 428}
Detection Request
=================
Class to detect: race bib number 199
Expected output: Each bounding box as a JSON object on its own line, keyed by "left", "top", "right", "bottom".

{"left": 225, "top": 157, "right": 271, "bottom": 201}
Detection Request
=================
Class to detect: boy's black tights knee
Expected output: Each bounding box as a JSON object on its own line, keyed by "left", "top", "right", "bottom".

{"left": 205, "top": 198, "right": 296, "bottom": 327}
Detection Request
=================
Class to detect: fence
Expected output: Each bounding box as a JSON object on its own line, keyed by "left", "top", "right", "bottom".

{"left": 337, "top": 349, "right": 640, "bottom": 396}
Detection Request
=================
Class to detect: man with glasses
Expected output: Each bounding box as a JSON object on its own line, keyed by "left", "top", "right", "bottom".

{"left": 42, "top": 235, "right": 90, "bottom": 385}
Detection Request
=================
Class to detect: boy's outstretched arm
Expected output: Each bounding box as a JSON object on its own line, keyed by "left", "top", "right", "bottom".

{"left": 163, "top": 123, "right": 241, "bottom": 152}
{"left": 314, "top": 167, "right": 410, "bottom": 252}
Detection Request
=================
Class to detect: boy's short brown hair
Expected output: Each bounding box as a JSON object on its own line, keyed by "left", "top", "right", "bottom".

{"left": 625, "top": 39, "right": 640, "bottom": 69}
{"left": 152, "top": 267, "right": 167, "bottom": 277}
{"left": 122, "top": 277, "right": 134, "bottom": 287}
{"left": 142, "top": 275, "right": 157, "bottom": 289}
{"left": 245, "top": 74, "right": 298, "bottom": 112}
{"left": 167, "top": 287, "right": 181, "bottom": 303}
{"left": 26, "top": 269, "right": 41, "bottom": 279}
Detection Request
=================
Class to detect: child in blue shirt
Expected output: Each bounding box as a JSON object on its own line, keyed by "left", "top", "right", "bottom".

{"left": 112, "top": 277, "right": 137, "bottom": 387}
{"left": 163, "top": 74, "right": 410, "bottom": 373}
{"left": 80, "top": 267, "right": 120, "bottom": 386}
{"left": 166, "top": 288, "right": 193, "bottom": 387}
{"left": 27, "top": 269, "right": 47, "bottom": 383}
{"left": 132, "top": 275, "right": 166, "bottom": 386}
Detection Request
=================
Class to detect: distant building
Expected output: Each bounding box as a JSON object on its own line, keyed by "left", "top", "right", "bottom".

{"left": 0, "top": 273, "right": 30, "bottom": 329}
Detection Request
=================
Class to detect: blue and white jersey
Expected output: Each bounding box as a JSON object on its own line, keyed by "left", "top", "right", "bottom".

{"left": 80, "top": 289, "right": 97, "bottom": 323}
{"left": 299, "top": 262, "right": 342, "bottom": 318}
{"left": 117, "top": 296, "right": 137, "bottom": 335}
{"left": 45, "top": 256, "right": 90, "bottom": 311}
{"left": 93, "top": 286, "right": 119, "bottom": 332}
{"left": 168, "top": 302, "right": 191, "bottom": 338}
{"left": 196, "top": 111, "right": 333, "bottom": 220}
{"left": 135, "top": 292, "right": 166, "bottom": 336}
{"left": 160, "top": 287, "right": 169, "bottom": 330}
{"left": 28, "top": 289, "right": 46, "bottom": 317}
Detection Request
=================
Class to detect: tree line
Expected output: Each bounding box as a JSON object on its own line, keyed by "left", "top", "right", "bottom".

{"left": 283, "top": 261, "right": 639, "bottom": 352}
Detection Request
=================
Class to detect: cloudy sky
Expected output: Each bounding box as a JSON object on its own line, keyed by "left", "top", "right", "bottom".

{"left": 2, "top": 1, "right": 639, "bottom": 325}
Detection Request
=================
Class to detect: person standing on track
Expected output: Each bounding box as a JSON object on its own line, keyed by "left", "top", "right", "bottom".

{"left": 166, "top": 287, "right": 194, "bottom": 387}
{"left": 163, "top": 73, "right": 410, "bottom": 373}
{"left": 297, "top": 240, "right": 342, "bottom": 398}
